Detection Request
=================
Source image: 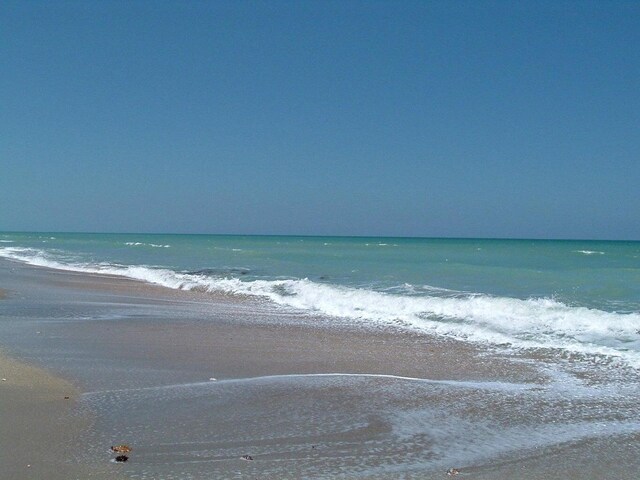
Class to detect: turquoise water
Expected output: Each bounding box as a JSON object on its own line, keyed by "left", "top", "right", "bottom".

{"left": 1, "top": 232, "right": 639, "bottom": 366}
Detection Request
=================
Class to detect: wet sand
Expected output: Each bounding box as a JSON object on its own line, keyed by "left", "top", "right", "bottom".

{"left": 1, "top": 258, "right": 639, "bottom": 478}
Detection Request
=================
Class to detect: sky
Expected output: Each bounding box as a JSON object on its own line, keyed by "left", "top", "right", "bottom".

{"left": 1, "top": 0, "right": 639, "bottom": 239}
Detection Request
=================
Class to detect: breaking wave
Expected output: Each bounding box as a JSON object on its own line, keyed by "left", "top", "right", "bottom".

{"left": 2, "top": 246, "right": 639, "bottom": 367}
{"left": 125, "top": 242, "right": 170, "bottom": 248}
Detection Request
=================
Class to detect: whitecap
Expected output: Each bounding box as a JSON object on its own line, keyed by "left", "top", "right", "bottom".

{"left": 1, "top": 246, "right": 639, "bottom": 368}
{"left": 125, "top": 242, "right": 170, "bottom": 248}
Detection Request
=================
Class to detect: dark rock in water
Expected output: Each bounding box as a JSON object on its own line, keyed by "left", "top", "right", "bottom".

{"left": 446, "top": 467, "right": 460, "bottom": 476}
{"left": 188, "top": 268, "right": 250, "bottom": 277}
{"left": 240, "top": 455, "right": 253, "bottom": 461}
{"left": 115, "top": 455, "right": 129, "bottom": 463}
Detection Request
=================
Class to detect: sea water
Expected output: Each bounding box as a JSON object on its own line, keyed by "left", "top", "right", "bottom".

{"left": 1, "top": 232, "right": 639, "bottom": 368}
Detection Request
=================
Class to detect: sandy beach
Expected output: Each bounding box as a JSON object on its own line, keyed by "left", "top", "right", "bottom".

{"left": 1, "top": 258, "right": 639, "bottom": 479}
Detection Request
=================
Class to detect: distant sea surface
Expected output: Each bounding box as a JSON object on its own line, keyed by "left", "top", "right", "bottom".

{"left": 1, "top": 232, "right": 639, "bottom": 368}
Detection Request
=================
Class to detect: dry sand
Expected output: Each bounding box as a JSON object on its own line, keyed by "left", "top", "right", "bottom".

{"left": 0, "top": 351, "right": 131, "bottom": 480}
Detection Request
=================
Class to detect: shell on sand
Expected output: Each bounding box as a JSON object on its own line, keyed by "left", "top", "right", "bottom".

{"left": 111, "top": 445, "right": 132, "bottom": 453}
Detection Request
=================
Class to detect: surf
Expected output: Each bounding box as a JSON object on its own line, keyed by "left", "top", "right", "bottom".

{"left": 2, "top": 245, "right": 639, "bottom": 368}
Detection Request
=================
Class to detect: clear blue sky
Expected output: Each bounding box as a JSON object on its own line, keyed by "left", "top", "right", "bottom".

{"left": 1, "top": 0, "right": 638, "bottom": 239}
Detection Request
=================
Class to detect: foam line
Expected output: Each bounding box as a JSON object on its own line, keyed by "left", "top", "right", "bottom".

{"left": 2, "top": 245, "right": 639, "bottom": 368}
{"left": 81, "top": 372, "right": 535, "bottom": 397}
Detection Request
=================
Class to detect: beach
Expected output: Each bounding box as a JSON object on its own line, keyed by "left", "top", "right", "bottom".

{"left": 4, "top": 0, "right": 639, "bottom": 476}
{"left": 4, "top": 0, "right": 640, "bottom": 475}
{"left": 1, "top": 254, "right": 639, "bottom": 478}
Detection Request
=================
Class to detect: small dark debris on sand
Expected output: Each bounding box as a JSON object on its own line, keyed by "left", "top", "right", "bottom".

{"left": 241, "top": 455, "right": 254, "bottom": 461}
{"left": 115, "top": 455, "right": 129, "bottom": 463}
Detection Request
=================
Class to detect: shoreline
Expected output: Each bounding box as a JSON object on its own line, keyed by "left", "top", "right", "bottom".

{"left": 1, "top": 258, "right": 639, "bottom": 478}
{"left": 0, "top": 259, "right": 540, "bottom": 386}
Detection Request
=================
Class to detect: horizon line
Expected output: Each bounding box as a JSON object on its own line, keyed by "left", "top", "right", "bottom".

{"left": 1, "top": 230, "right": 638, "bottom": 243}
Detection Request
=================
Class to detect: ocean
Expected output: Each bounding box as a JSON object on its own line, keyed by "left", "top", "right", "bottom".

{"left": 1, "top": 232, "right": 639, "bottom": 369}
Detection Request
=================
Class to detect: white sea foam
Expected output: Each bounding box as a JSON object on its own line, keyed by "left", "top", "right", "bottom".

{"left": 125, "top": 242, "right": 170, "bottom": 248}
{"left": 2, "top": 246, "right": 639, "bottom": 367}
{"left": 574, "top": 250, "right": 605, "bottom": 255}
{"left": 83, "top": 373, "right": 533, "bottom": 396}
{"left": 0, "top": 240, "right": 14, "bottom": 243}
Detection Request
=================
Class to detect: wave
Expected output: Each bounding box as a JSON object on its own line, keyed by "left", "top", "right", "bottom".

{"left": 574, "top": 250, "right": 605, "bottom": 255}
{"left": 2, "top": 246, "right": 639, "bottom": 367}
{"left": 124, "top": 242, "right": 170, "bottom": 248}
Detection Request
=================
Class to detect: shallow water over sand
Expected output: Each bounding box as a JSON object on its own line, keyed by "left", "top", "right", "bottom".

{"left": 76, "top": 373, "right": 639, "bottom": 479}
